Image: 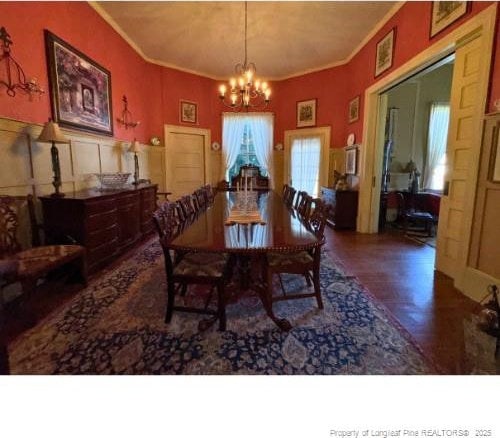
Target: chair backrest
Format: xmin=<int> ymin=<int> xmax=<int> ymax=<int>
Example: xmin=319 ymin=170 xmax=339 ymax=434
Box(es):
xmin=0 ymin=196 xmax=21 ymax=258
xmin=285 ymin=187 xmax=297 ymax=207
xmin=282 ymin=184 xmax=289 ymax=197
xmin=194 ymin=188 xmax=206 ymax=211
xmin=297 ymin=194 xmax=313 ymax=220
xmin=203 ymin=184 xmax=214 ymax=204
xmin=308 ymin=199 xmax=327 ymax=238
xmin=152 ymin=201 xmax=177 ymax=242
xmin=179 ymin=195 xmax=195 ymax=218
xmin=294 ymin=191 xmax=305 ymax=210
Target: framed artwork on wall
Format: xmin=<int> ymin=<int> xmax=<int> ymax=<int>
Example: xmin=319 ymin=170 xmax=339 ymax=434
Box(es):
xmin=180 ymin=100 xmax=197 ymax=124
xmin=345 ymin=145 xmax=358 ymax=175
xmin=44 ymin=30 xmax=113 ymax=136
xmin=491 ymin=127 xmax=500 ymax=182
xmin=375 ymin=28 xmax=395 ymax=77
xmin=348 ymin=96 xmax=360 ymax=123
xmin=430 ymin=1 xmax=469 ymax=38
xmin=297 ymin=99 xmax=317 ymax=128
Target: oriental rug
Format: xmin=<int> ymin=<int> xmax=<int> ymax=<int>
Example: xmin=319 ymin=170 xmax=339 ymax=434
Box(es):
xmin=8 ymin=238 xmax=435 ymax=374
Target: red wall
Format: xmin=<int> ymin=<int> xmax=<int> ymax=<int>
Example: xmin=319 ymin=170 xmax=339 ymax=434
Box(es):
xmin=274 ymin=1 xmax=499 ymax=149
xmin=0 ymin=1 xmax=498 ymax=150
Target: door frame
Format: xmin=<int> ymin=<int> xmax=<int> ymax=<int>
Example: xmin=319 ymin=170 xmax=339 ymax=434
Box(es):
xmin=283 ymin=126 xmax=331 ymax=194
xmin=358 ymin=4 xmax=496 ymax=300
xmin=359 ymin=4 xmax=496 ymax=234
xmin=163 ymin=124 xmax=211 ymax=195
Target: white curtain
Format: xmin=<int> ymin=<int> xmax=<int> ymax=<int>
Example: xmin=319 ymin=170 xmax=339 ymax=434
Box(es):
xmin=221 ymin=113 xmax=246 ymax=181
xmin=291 ymin=137 xmax=321 ymax=196
xmin=246 ymin=113 xmax=274 ymax=188
xmin=423 ymin=103 xmax=450 ymax=190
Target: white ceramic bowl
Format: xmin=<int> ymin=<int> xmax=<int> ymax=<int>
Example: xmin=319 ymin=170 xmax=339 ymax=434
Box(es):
xmin=95 ymin=173 xmax=131 ymax=189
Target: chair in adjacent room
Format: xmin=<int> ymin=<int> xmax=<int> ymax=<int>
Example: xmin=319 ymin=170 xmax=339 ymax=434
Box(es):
xmin=153 ymin=203 xmax=233 ymax=331
xmin=395 ymin=192 xmax=435 ymax=236
xmin=0 ymin=195 xmax=87 ymax=319
xmin=264 ymin=199 xmax=327 ymax=314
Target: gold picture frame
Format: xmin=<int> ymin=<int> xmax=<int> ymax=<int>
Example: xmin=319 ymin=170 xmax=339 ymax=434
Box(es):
xmin=348 ymin=96 xmax=360 ymax=123
xmin=375 ymin=28 xmax=395 ymax=77
xmin=297 ymin=99 xmax=317 ymax=128
xmin=430 ymin=1 xmax=469 ymax=38
xmin=180 ymin=100 xmax=197 ymax=124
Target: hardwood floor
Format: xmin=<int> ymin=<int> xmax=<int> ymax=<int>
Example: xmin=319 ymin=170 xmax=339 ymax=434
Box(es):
xmin=325 ymin=226 xmax=482 ymax=374
xmin=0 ymin=228 xmax=487 ymax=374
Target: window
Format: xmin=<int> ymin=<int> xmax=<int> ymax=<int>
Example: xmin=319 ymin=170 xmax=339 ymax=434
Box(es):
xmin=291 ymin=137 xmax=321 ymax=197
xmin=424 ymin=103 xmax=450 ymax=191
xmin=228 ymin=125 xmax=264 ymax=181
xmin=222 ymin=113 xmax=273 ymax=185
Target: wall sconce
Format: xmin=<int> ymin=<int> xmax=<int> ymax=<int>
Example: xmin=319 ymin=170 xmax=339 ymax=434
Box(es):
xmin=129 ymin=139 xmax=140 ymax=185
xmin=0 ymin=27 xmax=44 ymax=98
xmin=116 ymin=95 xmax=140 ymax=129
xmin=37 ymin=119 xmax=69 ymax=197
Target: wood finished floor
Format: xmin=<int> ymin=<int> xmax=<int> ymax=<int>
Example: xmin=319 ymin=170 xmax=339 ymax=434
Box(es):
xmin=2 ymin=228 xmax=483 ymax=374
xmin=324 ymin=226 xmax=481 ymax=374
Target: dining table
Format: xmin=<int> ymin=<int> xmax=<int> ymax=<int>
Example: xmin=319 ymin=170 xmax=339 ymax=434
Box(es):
xmin=168 ymin=190 xmax=322 ymax=330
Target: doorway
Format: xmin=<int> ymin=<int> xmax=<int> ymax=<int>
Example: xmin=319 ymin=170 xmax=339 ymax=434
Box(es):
xmin=284 ymin=126 xmax=330 ymax=197
xmin=378 ymin=57 xmax=455 ymax=249
xmin=164 ymin=125 xmax=211 ymax=200
xmin=358 ymin=5 xmax=496 ymax=297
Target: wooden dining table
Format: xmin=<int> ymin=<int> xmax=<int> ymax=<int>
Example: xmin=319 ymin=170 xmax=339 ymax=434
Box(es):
xmin=168 ymin=190 xmax=322 ymax=330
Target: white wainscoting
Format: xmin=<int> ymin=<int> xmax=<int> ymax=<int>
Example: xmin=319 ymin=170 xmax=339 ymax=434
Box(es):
xmin=0 ymin=117 xmax=166 ymax=197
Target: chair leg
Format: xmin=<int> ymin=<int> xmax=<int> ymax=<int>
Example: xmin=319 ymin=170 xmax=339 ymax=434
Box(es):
xmin=165 ymin=281 xmax=176 ymax=324
xmin=313 ymin=268 xmax=324 ymax=309
xmin=217 ymin=283 xmax=226 ymax=331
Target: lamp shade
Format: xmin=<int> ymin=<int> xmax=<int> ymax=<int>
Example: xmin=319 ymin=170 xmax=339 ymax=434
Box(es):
xmin=37 ymin=119 xmax=69 ymax=144
xmin=129 ymin=139 xmax=141 ymax=153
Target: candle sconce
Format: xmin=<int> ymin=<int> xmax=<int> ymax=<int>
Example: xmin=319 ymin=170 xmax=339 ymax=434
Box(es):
xmin=0 ymin=26 xmax=44 ymax=98
xmin=116 ymin=95 xmax=140 ymax=129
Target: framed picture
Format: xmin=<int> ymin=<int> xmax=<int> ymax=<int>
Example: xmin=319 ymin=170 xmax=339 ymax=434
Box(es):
xmin=430 ymin=1 xmax=469 ymax=38
xmin=180 ymin=100 xmax=197 ymax=124
xmin=44 ymin=30 xmax=113 ymax=136
xmin=345 ymin=145 xmax=358 ymax=175
xmin=297 ymin=99 xmax=317 ymax=128
xmin=348 ymin=96 xmax=360 ymax=123
xmin=375 ymin=28 xmax=395 ymax=77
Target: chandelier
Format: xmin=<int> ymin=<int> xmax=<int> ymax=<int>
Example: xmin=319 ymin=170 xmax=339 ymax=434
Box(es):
xmin=0 ymin=27 xmax=44 ymax=98
xmin=218 ymin=2 xmax=271 ymax=110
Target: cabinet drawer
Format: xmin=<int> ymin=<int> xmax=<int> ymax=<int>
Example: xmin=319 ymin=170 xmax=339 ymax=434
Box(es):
xmin=86 ymin=223 xmax=118 ymax=248
xmin=86 ymin=198 xmax=117 ymax=214
xmin=87 ymin=238 xmax=119 ymax=267
xmin=86 ymin=209 xmax=118 ymax=231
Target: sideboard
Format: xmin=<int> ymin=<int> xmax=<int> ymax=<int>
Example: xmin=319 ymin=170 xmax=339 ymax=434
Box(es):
xmin=320 ymin=186 xmax=358 ymax=230
xmin=40 ymin=184 xmax=157 ymax=273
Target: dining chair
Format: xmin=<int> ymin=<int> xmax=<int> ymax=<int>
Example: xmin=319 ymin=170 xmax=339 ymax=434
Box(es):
xmin=297 ymin=194 xmax=313 ymax=220
xmin=396 ymin=192 xmax=435 ymax=236
xmin=194 ymin=188 xmax=207 ymax=212
xmin=153 ymin=204 xmax=233 ymax=331
xmin=0 ymin=195 xmax=87 ymax=318
xmin=264 ymin=199 xmax=327 ymax=312
xmin=284 ymin=186 xmax=297 ymax=207
xmin=203 ymin=184 xmax=215 ymax=205
xmin=294 ymin=190 xmax=306 ymax=210
xmin=179 ymin=194 xmax=196 ymax=221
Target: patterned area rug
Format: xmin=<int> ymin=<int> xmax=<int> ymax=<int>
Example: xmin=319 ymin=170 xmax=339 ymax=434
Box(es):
xmin=8 ymin=238 xmax=435 ymax=374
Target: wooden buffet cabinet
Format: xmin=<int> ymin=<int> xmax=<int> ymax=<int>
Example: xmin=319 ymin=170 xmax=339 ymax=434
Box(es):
xmin=40 ymin=184 xmax=157 ymax=273
xmin=320 ymin=186 xmax=359 ymax=230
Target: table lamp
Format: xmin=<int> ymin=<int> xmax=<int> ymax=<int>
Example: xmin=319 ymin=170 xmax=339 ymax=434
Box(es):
xmin=37 ymin=119 xmax=69 ymax=197
xmin=129 ymin=139 xmax=140 ymax=185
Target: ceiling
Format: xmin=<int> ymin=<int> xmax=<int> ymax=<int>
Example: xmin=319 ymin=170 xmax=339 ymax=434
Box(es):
xmin=95 ymin=1 xmax=398 ymax=80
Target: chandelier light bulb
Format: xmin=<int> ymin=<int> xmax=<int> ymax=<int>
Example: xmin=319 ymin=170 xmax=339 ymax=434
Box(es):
xmin=217 ymin=1 xmax=271 ymax=111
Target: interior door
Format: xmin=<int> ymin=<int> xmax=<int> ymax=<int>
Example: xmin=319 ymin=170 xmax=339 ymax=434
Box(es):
xmin=436 ymin=33 xmax=488 ymax=280
xmin=164 ymin=125 xmax=210 ymax=200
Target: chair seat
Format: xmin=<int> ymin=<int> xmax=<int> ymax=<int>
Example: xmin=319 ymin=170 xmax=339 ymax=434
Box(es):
xmin=13 ymin=245 xmax=85 ymax=278
xmin=174 ymin=252 xmax=228 ymax=277
xmin=268 ymin=251 xmax=313 ymax=267
xmin=406 ymin=211 xmax=434 ymax=220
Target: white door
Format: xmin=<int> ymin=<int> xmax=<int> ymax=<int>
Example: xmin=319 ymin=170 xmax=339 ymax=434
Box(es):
xmin=436 ymin=33 xmax=490 ymax=280
xmin=164 ymin=125 xmax=210 ymax=200
xmin=284 ymin=127 xmax=330 ymax=197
